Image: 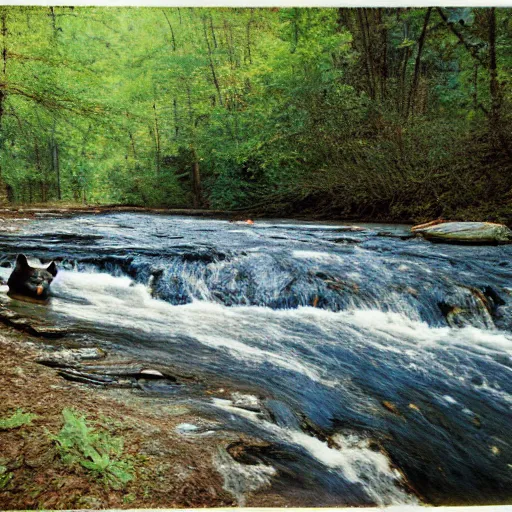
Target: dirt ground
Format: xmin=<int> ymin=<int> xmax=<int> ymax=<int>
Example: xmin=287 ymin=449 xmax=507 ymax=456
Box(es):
xmin=0 ymin=325 xmax=287 ymax=510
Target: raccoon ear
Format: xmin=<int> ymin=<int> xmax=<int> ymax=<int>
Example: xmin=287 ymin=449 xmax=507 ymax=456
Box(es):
xmin=47 ymin=261 xmax=58 ymax=277
xmin=15 ymin=254 xmax=29 ymax=271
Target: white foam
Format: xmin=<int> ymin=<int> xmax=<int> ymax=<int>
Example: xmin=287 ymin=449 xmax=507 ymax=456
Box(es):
xmin=211 ymin=397 xmax=415 ymax=506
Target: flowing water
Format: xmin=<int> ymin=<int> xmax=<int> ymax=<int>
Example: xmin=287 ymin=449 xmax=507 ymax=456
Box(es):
xmin=0 ymin=213 xmax=511 ymax=506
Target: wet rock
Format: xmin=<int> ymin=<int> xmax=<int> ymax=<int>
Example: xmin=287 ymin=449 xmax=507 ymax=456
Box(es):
xmin=36 ymin=347 xmax=106 ymax=368
xmin=227 ymin=440 xmax=288 ymax=465
xmin=231 ymin=393 xmax=261 ymax=413
xmin=137 ymin=379 xmax=180 ymax=394
xmin=331 ymin=237 xmax=361 ymax=244
xmin=140 ymin=368 xmax=165 ymax=378
xmin=334 ymin=226 xmax=368 ymax=233
xmin=28 ymin=325 xmax=69 ymax=339
xmin=0 ymin=308 xmax=68 ymax=338
xmin=264 ymin=399 xmax=301 ymax=430
xmin=377 ymin=231 xmax=415 ymax=240
xmin=57 ymin=368 xmax=120 ymax=386
xmin=176 ymin=422 xmax=217 ymax=436
xmin=470 ymin=375 xmax=484 ymax=386
xmin=413 ymin=221 xmax=512 ymax=245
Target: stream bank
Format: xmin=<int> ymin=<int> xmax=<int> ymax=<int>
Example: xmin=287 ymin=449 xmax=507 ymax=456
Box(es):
xmin=0 ymin=323 xmax=287 ymax=510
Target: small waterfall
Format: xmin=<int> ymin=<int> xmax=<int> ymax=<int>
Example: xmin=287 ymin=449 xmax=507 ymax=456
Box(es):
xmin=0 ymin=214 xmax=511 ymax=505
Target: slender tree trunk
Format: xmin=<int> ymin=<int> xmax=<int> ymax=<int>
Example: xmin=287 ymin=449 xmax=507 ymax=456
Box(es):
xmin=377 ymin=9 xmax=388 ymax=100
xmin=129 ymin=132 xmax=137 ymax=158
xmin=191 ymin=147 xmax=202 ymax=208
xmin=0 ymin=10 xmax=7 ymax=132
xmin=202 ymin=17 xmax=223 ymax=106
xmin=173 ymin=97 xmax=179 ymax=138
xmin=0 ymin=10 xmax=6 ymax=202
xmin=35 ymin=139 xmax=44 ymax=203
xmin=54 ymin=142 xmax=61 ymax=200
xmin=406 ymin=7 xmax=431 ymax=118
xmin=246 ymin=9 xmax=253 ymax=64
xmin=209 ymin=14 xmax=217 ymax=49
xmin=473 ymin=62 xmax=478 ymax=111
xmin=356 ymin=9 xmax=375 ymax=100
xmin=162 ymin=11 xmax=176 ymax=51
xmin=399 ymin=46 xmax=410 ymax=115
xmin=363 ymin=9 xmax=378 ymax=100
xmin=186 ymin=82 xmax=193 ymax=124
xmin=223 ymin=18 xmax=235 ymax=69
xmin=153 ymin=102 xmax=161 ymax=175
xmin=487 ymin=8 xmax=510 ymax=156
xmin=51 ymin=121 xmax=61 ymax=200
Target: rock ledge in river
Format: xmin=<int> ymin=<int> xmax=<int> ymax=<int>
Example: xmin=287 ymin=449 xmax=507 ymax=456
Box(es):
xmin=412 ymin=221 xmax=512 ymax=244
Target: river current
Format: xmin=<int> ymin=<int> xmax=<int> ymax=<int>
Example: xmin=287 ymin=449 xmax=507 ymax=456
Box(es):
xmin=0 ymin=213 xmax=511 ymax=506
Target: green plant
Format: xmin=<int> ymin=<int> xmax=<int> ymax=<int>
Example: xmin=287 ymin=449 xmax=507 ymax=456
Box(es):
xmin=50 ymin=408 xmax=134 ymax=489
xmin=0 ymin=465 xmax=13 ymax=489
xmin=0 ymin=409 xmax=37 ymax=430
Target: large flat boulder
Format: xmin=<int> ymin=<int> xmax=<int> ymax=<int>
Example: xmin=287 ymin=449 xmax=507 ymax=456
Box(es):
xmin=412 ymin=221 xmax=512 ymax=244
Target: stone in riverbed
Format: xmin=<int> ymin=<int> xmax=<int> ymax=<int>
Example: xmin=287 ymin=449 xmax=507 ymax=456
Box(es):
xmin=36 ymin=347 xmax=106 ymax=368
xmin=412 ymin=221 xmax=512 ymax=244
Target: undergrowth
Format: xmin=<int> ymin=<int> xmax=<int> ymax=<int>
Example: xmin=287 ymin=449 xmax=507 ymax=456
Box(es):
xmin=0 ymin=409 xmax=37 ymax=430
xmin=49 ymin=408 xmax=134 ymax=489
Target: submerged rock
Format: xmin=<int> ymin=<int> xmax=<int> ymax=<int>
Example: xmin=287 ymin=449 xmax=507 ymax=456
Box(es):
xmin=412 ymin=221 xmax=512 ymax=244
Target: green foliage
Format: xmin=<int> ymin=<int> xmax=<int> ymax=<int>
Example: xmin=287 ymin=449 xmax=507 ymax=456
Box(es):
xmin=0 ymin=465 xmax=14 ymax=489
xmin=0 ymin=409 xmax=37 ymax=430
xmin=50 ymin=408 xmax=134 ymax=489
xmin=0 ymin=7 xmax=510 ymax=220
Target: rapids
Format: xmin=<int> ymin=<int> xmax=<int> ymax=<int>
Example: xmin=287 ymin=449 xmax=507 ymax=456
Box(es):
xmin=0 ymin=213 xmax=511 ymax=506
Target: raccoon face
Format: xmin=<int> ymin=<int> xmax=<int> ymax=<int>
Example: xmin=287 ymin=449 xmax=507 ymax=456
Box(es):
xmin=7 ymin=254 xmax=58 ymax=301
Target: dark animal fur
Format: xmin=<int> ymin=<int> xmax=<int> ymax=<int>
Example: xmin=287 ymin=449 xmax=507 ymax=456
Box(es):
xmin=7 ymin=254 xmax=58 ymax=301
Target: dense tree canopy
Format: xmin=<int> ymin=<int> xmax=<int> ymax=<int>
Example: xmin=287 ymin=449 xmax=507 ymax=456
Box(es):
xmin=0 ymin=7 xmax=510 ymax=221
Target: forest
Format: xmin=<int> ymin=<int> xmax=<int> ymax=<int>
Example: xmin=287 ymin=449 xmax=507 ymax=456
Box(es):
xmin=0 ymin=7 xmax=510 ymax=222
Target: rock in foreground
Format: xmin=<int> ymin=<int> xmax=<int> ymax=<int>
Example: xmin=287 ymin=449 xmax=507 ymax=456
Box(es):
xmin=412 ymin=221 xmax=512 ymax=244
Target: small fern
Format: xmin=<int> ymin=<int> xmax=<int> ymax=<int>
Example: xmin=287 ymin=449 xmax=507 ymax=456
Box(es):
xmin=50 ymin=408 xmax=134 ymax=489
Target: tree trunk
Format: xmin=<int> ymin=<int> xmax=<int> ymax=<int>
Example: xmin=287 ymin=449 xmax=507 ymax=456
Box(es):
xmin=54 ymin=141 xmax=61 ymax=200
xmin=51 ymin=121 xmax=61 ymax=200
xmin=246 ymin=9 xmax=253 ymax=64
xmin=356 ymin=9 xmax=375 ymax=100
xmin=0 ymin=10 xmax=7 ymax=132
xmin=473 ymin=62 xmax=478 ymax=111
xmin=209 ymin=14 xmax=217 ymax=49
xmin=488 ymin=8 xmax=510 ymax=156
xmin=153 ymin=102 xmax=161 ymax=175
xmin=173 ymin=97 xmax=179 ymax=138
xmin=162 ymin=11 xmax=176 ymax=51
xmin=406 ymin=7 xmax=431 ymax=118
xmin=191 ymin=147 xmax=202 ymax=208
xmin=202 ymin=17 xmax=223 ymax=106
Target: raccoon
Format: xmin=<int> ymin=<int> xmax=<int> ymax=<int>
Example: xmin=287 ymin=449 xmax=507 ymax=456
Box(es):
xmin=7 ymin=254 xmax=58 ymax=301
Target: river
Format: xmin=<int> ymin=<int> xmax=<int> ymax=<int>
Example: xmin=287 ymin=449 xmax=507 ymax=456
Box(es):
xmin=0 ymin=213 xmax=511 ymax=506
